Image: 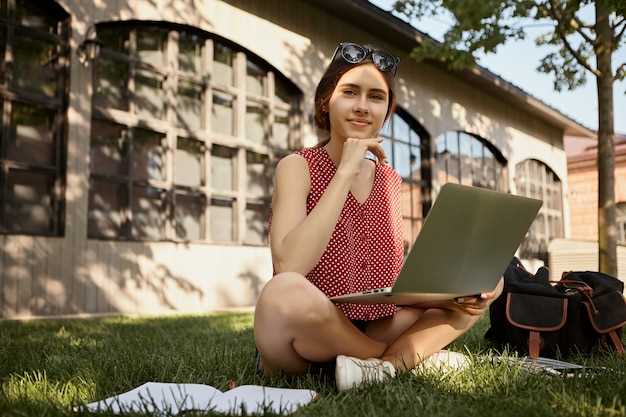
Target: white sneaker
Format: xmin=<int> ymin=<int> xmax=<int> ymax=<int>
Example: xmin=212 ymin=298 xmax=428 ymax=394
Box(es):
xmin=418 ymin=350 xmax=471 ymax=372
xmin=335 ymin=355 xmax=396 ymax=391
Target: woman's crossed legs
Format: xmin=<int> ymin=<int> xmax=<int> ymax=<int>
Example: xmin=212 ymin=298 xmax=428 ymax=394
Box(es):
xmin=253 ymin=271 xmax=484 ymax=376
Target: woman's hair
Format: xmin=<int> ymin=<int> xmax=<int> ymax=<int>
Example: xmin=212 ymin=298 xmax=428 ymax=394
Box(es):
xmin=312 ymin=43 xmax=398 ymax=148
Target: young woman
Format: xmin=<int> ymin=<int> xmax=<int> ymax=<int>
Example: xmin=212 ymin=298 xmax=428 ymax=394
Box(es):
xmin=254 ymin=42 xmax=503 ymax=391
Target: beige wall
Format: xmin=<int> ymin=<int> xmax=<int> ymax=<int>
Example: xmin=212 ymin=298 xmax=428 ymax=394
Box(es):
xmin=1 ymin=237 xmax=270 ymax=317
xmin=549 ymin=239 xmax=626 ymax=282
xmin=1 ymin=0 xmax=570 ymax=319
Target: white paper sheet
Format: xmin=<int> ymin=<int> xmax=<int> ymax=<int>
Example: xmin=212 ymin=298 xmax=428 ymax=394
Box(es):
xmin=80 ymin=382 xmax=317 ymax=415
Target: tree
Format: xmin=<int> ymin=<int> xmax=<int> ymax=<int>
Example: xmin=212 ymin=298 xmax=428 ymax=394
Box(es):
xmin=393 ymin=0 xmax=625 ymax=275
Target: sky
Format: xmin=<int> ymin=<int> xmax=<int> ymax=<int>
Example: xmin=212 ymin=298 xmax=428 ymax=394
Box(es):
xmin=368 ymin=0 xmax=626 ymax=134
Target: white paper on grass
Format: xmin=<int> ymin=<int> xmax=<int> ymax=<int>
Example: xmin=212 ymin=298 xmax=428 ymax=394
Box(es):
xmin=81 ymin=382 xmax=317 ymax=415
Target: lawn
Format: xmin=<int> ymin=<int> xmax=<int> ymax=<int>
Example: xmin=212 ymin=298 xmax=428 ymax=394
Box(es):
xmin=1 ymin=312 xmax=625 ymax=417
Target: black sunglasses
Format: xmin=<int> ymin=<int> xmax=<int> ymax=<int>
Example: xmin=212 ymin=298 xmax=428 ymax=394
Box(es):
xmin=330 ymin=42 xmax=400 ymax=77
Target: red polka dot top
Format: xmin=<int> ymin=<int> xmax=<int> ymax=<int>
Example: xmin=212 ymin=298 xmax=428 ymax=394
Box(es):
xmin=271 ymin=146 xmax=405 ymax=321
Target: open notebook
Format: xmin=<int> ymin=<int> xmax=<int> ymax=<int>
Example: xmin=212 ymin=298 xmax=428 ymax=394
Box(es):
xmin=78 ymin=382 xmax=318 ymax=415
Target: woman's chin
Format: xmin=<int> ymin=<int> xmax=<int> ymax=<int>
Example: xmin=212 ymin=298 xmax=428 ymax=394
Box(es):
xmin=346 ymin=128 xmax=373 ymax=139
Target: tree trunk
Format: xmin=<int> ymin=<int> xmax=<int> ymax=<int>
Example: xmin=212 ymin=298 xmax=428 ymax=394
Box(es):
xmin=595 ymin=1 xmax=617 ymax=276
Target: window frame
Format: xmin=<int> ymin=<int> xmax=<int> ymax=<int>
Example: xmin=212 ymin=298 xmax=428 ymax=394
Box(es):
xmin=515 ymin=159 xmax=564 ymax=259
xmin=0 ymin=0 xmax=69 ymax=236
xmin=88 ymin=22 xmax=302 ymax=245
xmin=380 ymin=109 xmax=430 ymax=255
xmin=434 ymin=131 xmax=508 ymax=193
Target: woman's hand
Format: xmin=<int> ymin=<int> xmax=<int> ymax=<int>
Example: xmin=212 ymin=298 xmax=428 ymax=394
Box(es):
xmin=337 ymin=137 xmax=387 ymax=178
xmin=447 ymin=278 xmax=505 ymax=316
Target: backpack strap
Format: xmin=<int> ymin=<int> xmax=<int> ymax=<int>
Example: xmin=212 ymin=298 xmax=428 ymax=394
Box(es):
xmin=608 ymin=331 xmax=625 ymax=355
xmin=528 ymin=331 xmax=541 ymax=358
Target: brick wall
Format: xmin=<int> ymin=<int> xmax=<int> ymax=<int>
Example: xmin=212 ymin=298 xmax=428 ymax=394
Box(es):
xmin=567 ymin=141 xmax=626 ymax=241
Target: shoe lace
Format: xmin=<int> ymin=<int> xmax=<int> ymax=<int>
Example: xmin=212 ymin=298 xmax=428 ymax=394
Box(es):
xmin=354 ymin=359 xmax=389 ymax=382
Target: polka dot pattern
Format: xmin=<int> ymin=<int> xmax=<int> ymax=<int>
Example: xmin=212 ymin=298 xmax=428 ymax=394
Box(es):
xmin=270 ymin=146 xmax=405 ymax=321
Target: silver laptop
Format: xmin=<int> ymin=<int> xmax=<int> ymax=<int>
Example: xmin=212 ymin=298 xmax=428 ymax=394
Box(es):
xmin=330 ymin=183 xmax=542 ymax=306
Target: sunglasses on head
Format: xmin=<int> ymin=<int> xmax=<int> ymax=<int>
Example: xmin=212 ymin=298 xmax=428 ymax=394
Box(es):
xmin=330 ymin=42 xmax=400 ymax=77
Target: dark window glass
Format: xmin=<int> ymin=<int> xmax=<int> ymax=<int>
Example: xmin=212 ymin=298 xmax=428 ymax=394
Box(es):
xmin=484 ymin=151 xmax=496 ymax=189
xmin=0 ymin=30 xmax=5 ymax=84
xmin=213 ymin=42 xmax=233 ymax=86
xmin=15 ymin=0 xmax=59 ymax=33
xmin=134 ymin=71 xmax=164 ymax=120
xmin=247 ymin=151 xmax=269 ymax=198
xmin=178 ymin=80 xmax=203 ymax=131
xmin=459 ymin=133 xmax=473 ymax=186
xmin=212 ymin=92 xmax=234 ymax=136
xmin=132 ymin=185 xmax=167 ymax=240
xmin=175 ymin=137 xmax=205 ymax=187
xmin=211 ymin=197 xmax=233 ymax=242
xmin=94 ymin=57 xmax=130 ymax=111
xmin=6 ymin=170 xmax=54 ymax=233
xmin=470 ymin=138 xmax=484 ymax=187
xmin=175 ymin=192 xmax=205 ymax=240
xmin=0 ymin=1 xmax=68 ymax=236
xmin=410 ymin=145 xmax=420 ymax=181
xmin=98 ymin=27 xmax=129 ymax=54
xmin=246 ymin=104 xmax=266 ymax=144
xmin=272 ymin=109 xmax=289 ymax=149
xmin=88 ymin=179 xmax=128 ymax=238
xmin=131 ymin=129 xmax=166 ymax=182
xmin=13 ymin=35 xmax=58 ymax=97
xmin=7 ymin=102 xmax=56 ymax=166
xmin=274 ymin=78 xmax=292 ymax=107
xmin=516 ymin=159 xmax=563 ymax=260
xmin=245 ymin=202 xmax=268 ymax=245
xmin=179 ymin=32 xmax=203 ymax=75
xmin=211 ymin=145 xmax=235 ymax=191
xmin=246 ymin=60 xmax=265 ymax=96
xmin=136 ymin=28 xmax=166 ymax=68
xmin=90 ymin=121 xmax=128 ymax=177
xmin=445 ymin=132 xmax=460 ymax=184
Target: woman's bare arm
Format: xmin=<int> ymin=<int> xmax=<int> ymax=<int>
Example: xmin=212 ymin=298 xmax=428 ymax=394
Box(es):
xmin=270 ymin=153 xmax=352 ymax=275
xmin=271 ymin=138 xmax=386 ymax=275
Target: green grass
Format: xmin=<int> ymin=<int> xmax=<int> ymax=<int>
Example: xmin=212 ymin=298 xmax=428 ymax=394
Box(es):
xmin=1 ymin=313 xmax=625 ymax=416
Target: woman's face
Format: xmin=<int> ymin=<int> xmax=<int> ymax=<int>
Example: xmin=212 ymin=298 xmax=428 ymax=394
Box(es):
xmin=328 ymin=63 xmax=390 ymax=140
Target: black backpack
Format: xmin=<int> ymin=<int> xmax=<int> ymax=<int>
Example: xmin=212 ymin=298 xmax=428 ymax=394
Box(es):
xmin=485 ymin=257 xmax=626 ymax=358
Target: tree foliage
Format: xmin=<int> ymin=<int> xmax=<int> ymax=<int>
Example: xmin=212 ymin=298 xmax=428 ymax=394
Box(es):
xmin=392 ymin=0 xmax=625 ymax=91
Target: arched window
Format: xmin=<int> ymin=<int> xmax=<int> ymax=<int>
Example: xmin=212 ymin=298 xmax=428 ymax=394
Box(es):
xmin=434 ymin=131 xmax=508 ymax=192
xmin=0 ymin=0 xmax=69 ymax=235
xmin=380 ymin=110 xmax=429 ymax=254
xmin=87 ymin=23 xmax=302 ymax=245
xmin=515 ymin=159 xmax=564 ymax=260
xmin=617 ymin=202 xmax=626 ymax=245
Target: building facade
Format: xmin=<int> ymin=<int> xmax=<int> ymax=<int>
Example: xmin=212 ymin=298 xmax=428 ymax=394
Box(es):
xmin=566 ymin=135 xmax=626 ymax=243
xmin=0 ymin=0 xmax=594 ymax=319
xmin=548 ymin=135 xmax=626 ymax=278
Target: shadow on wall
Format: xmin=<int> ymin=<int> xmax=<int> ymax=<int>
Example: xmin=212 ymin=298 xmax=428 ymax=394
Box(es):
xmin=64 ymin=0 xmax=214 ymax=35
xmin=214 ymin=267 xmax=266 ymax=309
xmin=1 ymin=236 xmax=208 ymax=318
